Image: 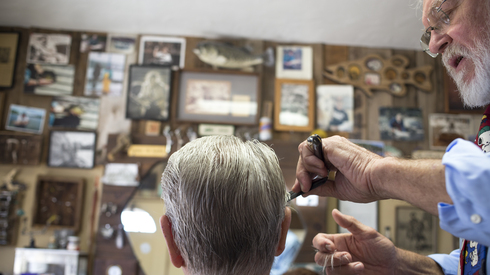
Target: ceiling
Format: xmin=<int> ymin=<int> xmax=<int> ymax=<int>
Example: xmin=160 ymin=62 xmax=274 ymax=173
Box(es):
xmin=0 ymin=0 xmax=425 ymax=50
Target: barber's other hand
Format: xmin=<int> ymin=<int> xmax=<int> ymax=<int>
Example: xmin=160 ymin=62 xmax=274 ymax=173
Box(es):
xmin=294 ymin=135 xmax=384 ymax=203
xmin=313 ymin=209 xmax=396 ymax=275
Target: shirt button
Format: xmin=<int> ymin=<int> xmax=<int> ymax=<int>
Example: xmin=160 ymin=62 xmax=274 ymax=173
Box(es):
xmin=471 ymin=214 xmax=482 ymax=224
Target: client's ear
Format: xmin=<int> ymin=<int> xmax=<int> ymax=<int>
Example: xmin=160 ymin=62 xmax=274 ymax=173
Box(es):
xmin=160 ymin=215 xmax=185 ymax=268
xmin=275 ymin=207 xmax=292 ymax=256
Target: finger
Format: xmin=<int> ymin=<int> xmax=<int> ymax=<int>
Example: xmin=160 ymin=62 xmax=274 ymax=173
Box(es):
xmin=312 ymin=233 xmax=337 ymax=253
xmin=315 ymin=251 xmax=352 ymax=267
xmin=322 ymin=262 xmax=365 ymax=275
xmin=295 ymin=154 xmax=312 ymax=193
xmin=332 ymin=209 xmax=371 ymax=236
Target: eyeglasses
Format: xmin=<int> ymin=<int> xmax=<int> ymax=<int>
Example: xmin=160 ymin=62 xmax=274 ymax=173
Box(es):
xmin=420 ymin=0 xmax=450 ymax=58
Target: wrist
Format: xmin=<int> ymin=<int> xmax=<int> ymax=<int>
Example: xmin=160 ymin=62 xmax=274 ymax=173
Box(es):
xmin=370 ymin=156 xmax=400 ymax=200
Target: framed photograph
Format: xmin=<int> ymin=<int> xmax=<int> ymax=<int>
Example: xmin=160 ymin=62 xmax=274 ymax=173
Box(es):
xmin=338 ymin=201 xmax=378 ymax=233
xmin=107 ymin=33 xmax=137 ymax=54
xmin=50 ymin=96 xmax=101 ymax=130
xmin=26 ymin=33 xmax=71 ymax=64
xmin=84 ymin=52 xmax=126 ymax=96
xmin=379 ymin=107 xmax=424 ymax=141
xmin=101 ymin=163 xmax=139 ymax=186
xmin=80 ymin=33 xmax=107 ymax=53
xmin=177 ymin=70 xmax=259 ymax=125
xmin=138 ymin=36 xmax=186 ymax=69
xmin=276 ymin=46 xmax=313 ymax=80
xmin=0 ymin=32 xmax=20 ymax=88
xmin=316 ymin=85 xmax=354 ymax=132
xmin=274 ymin=78 xmax=314 ymax=132
xmin=48 ymin=130 xmax=96 ymax=169
xmin=395 ymin=206 xmax=437 ymax=255
xmin=24 ymin=64 xmax=74 ymax=96
xmin=429 ymin=113 xmax=473 ymax=150
xmin=126 ymin=65 xmax=172 ymax=120
xmin=5 ymin=104 xmax=46 ymax=134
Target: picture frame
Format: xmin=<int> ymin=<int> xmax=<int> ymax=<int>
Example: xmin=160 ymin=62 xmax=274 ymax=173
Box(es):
xmin=316 ymin=85 xmax=354 ymax=132
xmin=429 ymin=113 xmax=473 ymax=150
xmin=107 ymin=33 xmax=137 ymax=54
xmin=24 ymin=64 xmax=75 ymax=96
xmin=276 ymin=46 xmax=313 ymax=80
xmin=126 ymin=65 xmax=172 ymax=121
xmin=176 ymin=69 xmax=260 ymax=125
xmin=32 ymin=176 xmax=84 ymax=233
xmin=378 ymin=107 xmax=424 ymax=141
xmin=5 ymin=104 xmax=46 ymax=134
xmin=80 ymin=33 xmax=107 ymax=53
xmin=48 ymin=130 xmax=97 ymax=169
xmin=0 ymin=32 xmax=20 ymax=89
xmin=0 ymin=134 xmax=43 ymax=165
xmin=50 ymin=96 xmax=101 ymax=130
xmin=395 ymin=206 xmax=437 ymax=255
xmin=274 ymin=78 xmax=315 ymax=132
xmin=138 ymin=36 xmax=186 ymax=69
xmin=338 ymin=200 xmax=378 ymax=233
xmin=84 ymin=52 xmax=126 ymax=97
xmin=26 ymin=33 xmax=71 ymax=65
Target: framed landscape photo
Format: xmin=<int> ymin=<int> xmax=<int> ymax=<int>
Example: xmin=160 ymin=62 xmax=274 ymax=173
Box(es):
xmin=177 ymin=69 xmax=259 ymax=125
xmin=126 ymin=65 xmax=172 ymax=121
xmin=138 ymin=36 xmax=186 ymax=69
xmin=0 ymin=32 xmax=20 ymax=88
xmin=26 ymin=33 xmax=71 ymax=65
xmin=276 ymin=46 xmax=313 ymax=80
xmin=24 ymin=64 xmax=74 ymax=96
xmin=395 ymin=206 xmax=437 ymax=255
xmin=274 ymin=78 xmax=314 ymax=132
xmin=50 ymin=96 xmax=101 ymax=130
xmin=48 ymin=130 xmax=96 ymax=169
xmin=5 ymin=104 xmax=46 ymax=134
xmin=84 ymin=52 xmax=126 ymax=96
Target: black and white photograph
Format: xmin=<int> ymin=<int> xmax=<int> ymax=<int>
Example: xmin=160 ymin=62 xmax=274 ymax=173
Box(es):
xmin=274 ymin=79 xmax=314 ymax=132
xmin=80 ymin=33 xmax=107 ymax=53
xmin=101 ymin=163 xmax=139 ymax=186
xmin=26 ymin=33 xmax=71 ymax=64
xmin=50 ymin=96 xmax=101 ymax=130
xmin=396 ymin=206 xmax=437 ymax=255
xmin=316 ymin=85 xmax=354 ymax=132
xmin=48 ymin=131 xmax=96 ymax=169
xmin=84 ymin=52 xmax=126 ymax=96
xmin=5 ymin=104 xmax=46 ymax=134
xmin=379 ymin=107 xmax=424 ymax=141
xmin=429 ymin=113 xmax=473 ymax=150
xmin=107 ymin=33 xmax=137 ymax=54
xmin=24 ymin=63 xmax=74 ymax=96
xmin=126 ymin=65 xmax=172 ymax=120
xmin=138 ymin=36 xmax=186 ymax=68
xmin=276 ymin=46 xmax=313 ymax=80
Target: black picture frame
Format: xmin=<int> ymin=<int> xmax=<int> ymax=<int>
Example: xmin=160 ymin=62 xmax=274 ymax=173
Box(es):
xmin=47 ymin=130 xmax=97 ymax=169
xmin=126 ymin=65 xmax=173 ymax=121
xmin=0 ymin=32 xmax=20 ymax=89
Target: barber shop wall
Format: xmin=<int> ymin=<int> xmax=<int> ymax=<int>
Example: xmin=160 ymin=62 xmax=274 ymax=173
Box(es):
xmin=0 ymin=24 xmax=479 ymax=275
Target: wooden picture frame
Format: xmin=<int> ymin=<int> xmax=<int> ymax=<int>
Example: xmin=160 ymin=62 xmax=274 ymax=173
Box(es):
xmin=395 ymin=206 xmax=437 ymax=255
xmin=32 ymin=176 xmax=85 ymax=233
xmin=274 ymin=78 xmax=315 ymax=132
xmin=0 ymin=32 xmax=20 ymax=89
xmin=176 ymin=69 xmax=260 ymax=125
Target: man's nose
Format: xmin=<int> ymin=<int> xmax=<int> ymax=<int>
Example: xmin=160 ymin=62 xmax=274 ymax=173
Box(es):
xmin=428 ymin=31 xmax=452 ymax=55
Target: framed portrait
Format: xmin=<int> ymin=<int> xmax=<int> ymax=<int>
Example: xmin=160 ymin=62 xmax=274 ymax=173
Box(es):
xmin=276 ymin=46 xmax=313 ymax=80
xmin=379 ymin=107 xmax=424 ymax=141
xmin=138 ymin=36 xmax=186 ymax=69
xmin=177 ymin=69 xmax=259 ymax=125
xmin=48 ymin=130 xmax=96 ymax=169
xmin=5 ymin=104 xmax=46 ymax=134
xmin=126 ymin=65 xmax=172 ymax=121
xmin=26 ymin=33 xmax=71 ymax=65
xmin=274 ymin=78 xmax=315 ymax=132
xmin=338 ymin=200 xmax=378 ymax=233
xmin=24 ymin=64 xmax=74 ymax=96
xmin=50 ymin=96 xmax=101 ymax=130
xmin=316 ymin=85 xmax=354 ymax=132
xmin=429 ymin=113 xmax=473 ymax=150
xmin=80 ymin=33 xmax=107 ymax=53
xmin=84 ymin=52 xmax=126 ymax=97
xmin=107 ymin=33 xmax=137 ymax=54
xmin=0 ymin=32 xmax=20 ymax=88
xmin=395 ymin=206 xmax=437 ymax=255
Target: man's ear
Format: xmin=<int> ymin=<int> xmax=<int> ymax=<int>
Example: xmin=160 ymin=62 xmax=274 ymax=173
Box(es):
xmin=160 ymin=215 xmax=185 ymax=268
xmin=275 ymin=207 xmax=292 ymax=256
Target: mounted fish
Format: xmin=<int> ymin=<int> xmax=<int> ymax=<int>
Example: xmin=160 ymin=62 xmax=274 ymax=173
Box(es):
xmin=323 ymin=54 xmax=433 ymax=97
xmin=193 ymin=41 xmax=274 ymax=70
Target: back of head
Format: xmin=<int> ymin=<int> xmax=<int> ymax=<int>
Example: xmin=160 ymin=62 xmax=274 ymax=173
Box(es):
xmin=161 ymin=135 xmax=287 ymax=275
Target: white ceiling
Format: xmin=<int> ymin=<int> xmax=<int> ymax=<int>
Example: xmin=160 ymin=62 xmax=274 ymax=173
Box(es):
xmin=0 ymin=0 xmax=425 ymax=50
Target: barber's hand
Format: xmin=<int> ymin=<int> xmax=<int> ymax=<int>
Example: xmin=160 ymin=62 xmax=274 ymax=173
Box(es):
xmin=293 ymin=136 xmax=384 ymax=203
xmin=313 ymin=209 xmax=396 ymax=274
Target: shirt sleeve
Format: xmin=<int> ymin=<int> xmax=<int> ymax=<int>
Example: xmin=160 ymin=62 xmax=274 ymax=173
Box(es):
xmin=439 ymin=138 xmax=490 ymax=247
xmin=428 ymin=249 xmax=460 ymax=275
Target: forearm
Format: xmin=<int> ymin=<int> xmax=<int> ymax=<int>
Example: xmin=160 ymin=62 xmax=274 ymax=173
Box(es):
xmin=395 ymin=248 xmax=445 ymax=274
xmin=373 ymin=157 xmax=451 ymax=215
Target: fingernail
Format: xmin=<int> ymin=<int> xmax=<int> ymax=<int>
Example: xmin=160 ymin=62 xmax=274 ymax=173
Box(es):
xmin=354 ymin=263 xmax=363 ymax=271
xmin=299 ymin=181 xmax=304 ymax=192
xmin=325 ymin=244 xmax=331 ymax=251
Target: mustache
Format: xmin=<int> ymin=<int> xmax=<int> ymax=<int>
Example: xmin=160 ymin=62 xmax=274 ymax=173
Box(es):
xmin=442 ymin=43 xmax=472 ymax=70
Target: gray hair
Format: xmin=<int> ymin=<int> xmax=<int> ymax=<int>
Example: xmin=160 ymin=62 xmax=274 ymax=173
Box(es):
xmin=161 ymin=135 xmax=287 ymax=275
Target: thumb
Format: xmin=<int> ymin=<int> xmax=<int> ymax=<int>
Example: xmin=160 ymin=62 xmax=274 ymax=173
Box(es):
xmin=332 ymin=209 xmax=370 ymax=236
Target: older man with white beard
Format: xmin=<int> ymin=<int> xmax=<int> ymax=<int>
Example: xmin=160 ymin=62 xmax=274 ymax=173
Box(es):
xmin=290 ymin=0 xmax=490 ymax=274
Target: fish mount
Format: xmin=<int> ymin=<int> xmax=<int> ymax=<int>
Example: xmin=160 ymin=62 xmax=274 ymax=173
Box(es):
xmin=323 ymin=54 xmax=433 ymax=97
